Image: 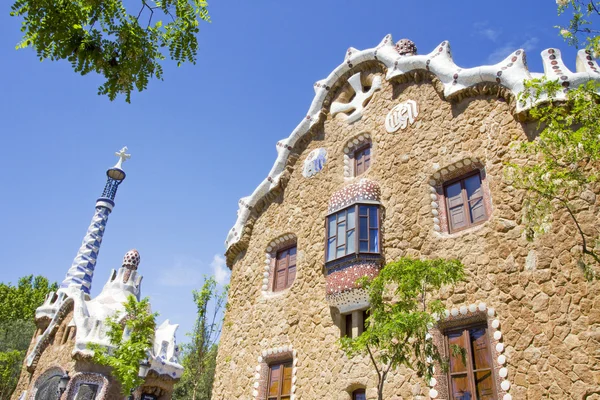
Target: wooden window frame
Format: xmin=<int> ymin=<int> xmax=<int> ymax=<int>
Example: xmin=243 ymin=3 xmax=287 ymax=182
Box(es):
xmin=354 ymin=144 xmax=372 ymax=177
xmin=352 ymin=388 xmax=366 ymax=400
xmin=266 ymin=361 xmax=293 ymax=400
xmin=325 ymin=204 xmax=380 ymax=263
xmin=443 ymin=323 xmax=497 ymax=400
xmin=273 ymin=245 xmax=297 ymax=292
xmin=443 ymin=170 xmax=488 ymax=234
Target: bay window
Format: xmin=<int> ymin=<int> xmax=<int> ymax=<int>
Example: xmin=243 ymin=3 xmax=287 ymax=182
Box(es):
xmin=326 ymin=204 xmax=380 ymax=262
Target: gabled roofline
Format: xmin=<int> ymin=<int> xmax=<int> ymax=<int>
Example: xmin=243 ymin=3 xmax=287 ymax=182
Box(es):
xmin=224 ymin=34 xmax=600 ymax=267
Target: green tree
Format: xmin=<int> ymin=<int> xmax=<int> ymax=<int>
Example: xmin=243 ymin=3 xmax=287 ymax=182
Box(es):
xmin=173 ymin=277 xmax=228 ymax=400
xmin=0 ymin=275 xmax=58 ymax=323
xmin=90 ymin=295 xmax=157 ymax=396
xmin=511 ymin=79 xmax=600 ymax=279
xmin=0 ymin=275 xmax=57 ymax=400
xmin=0 ymin=350 xmax=23 ymax=400
xmin=10 ymin=0 xmax=210 ymax=102
xmin=340 ymin=258 xmax=464 ymax=400
xmin=507 ymin=1 xmax=600 ymax=279
xmin=556 ymin=1 xmax=600 ymax=55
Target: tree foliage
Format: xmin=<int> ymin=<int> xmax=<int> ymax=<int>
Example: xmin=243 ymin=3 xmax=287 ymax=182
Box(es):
xmin=340 ymin=258 xmax=465 ymax=400
xmin=0 ymin=275 xmax=58 ymax=323
xmin=507 ymin=2 xmax=600 ymax=279
xmin=0 ymin=275 xmax=56 ymax=400
xmin=10 ymin=0 xmax=210 ymax=102
xmin=556 ymin=0 xmax=600 ymax=55
xmin=512 ymin=79 xmax=600 ymax=279
xmin=90 ymin=295 xmax=157 ymax=395
xmin=0 ymin=350 xmax=23 ymax=400
xmin=173 ymin=276 xmax=228 ymax=400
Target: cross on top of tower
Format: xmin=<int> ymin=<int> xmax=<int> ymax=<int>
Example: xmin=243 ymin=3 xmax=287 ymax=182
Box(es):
xmin=113 ymin=146 xmax=131 ymax=170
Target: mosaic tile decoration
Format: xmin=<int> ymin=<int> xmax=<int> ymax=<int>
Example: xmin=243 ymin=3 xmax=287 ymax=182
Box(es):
xmin=325 ymin=262 xmax=379 ymax=296
xmin=224 ymin=35 xmax=600 ymax=255
xmin=327 ymin=179 xmax=381 ymax=214
xmin=59 ymin=205 xmax=111 ymax=296
xmin=326 ymin=287 xmax=370 ymax=314
xmin=302 ymin=148 xmax=327 ymax=178
xmin=27 ymin=252 xmax=183 ymax=381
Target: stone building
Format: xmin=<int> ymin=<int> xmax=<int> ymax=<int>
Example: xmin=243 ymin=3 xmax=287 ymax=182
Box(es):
xmin=212 ymin=36 xmax=600 ymax=399
xmin=12 ymin=149 xmax=183 ymax=400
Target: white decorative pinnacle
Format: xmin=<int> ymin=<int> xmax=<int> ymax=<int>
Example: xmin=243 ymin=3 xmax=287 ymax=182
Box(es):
xmin=113 ymin=146 xmax=131 ymax=170
xmin=331 ymin=73 xmax=382 ymax=124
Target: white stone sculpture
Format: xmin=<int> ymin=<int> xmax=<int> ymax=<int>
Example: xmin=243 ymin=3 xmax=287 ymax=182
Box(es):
xmin=331 ymin=73 xmax=382 ymax=124
xmin=385 ymin=100 xmax=419 ymax=132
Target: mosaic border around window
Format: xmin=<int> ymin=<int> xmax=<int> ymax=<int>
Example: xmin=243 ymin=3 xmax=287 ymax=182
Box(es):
xmin=262 ymin=233 xmax=297 ymax=296
xmin=253 ymin=344 xmax=298 ymax=400
xmin=342 ymin=133 xmax=372 ymax=178
xmin=428 ymin=302 xmax=512 ymax=400
xmin=65 ymin=372 xmax=109 ymax=400
xmin=29 ymin=366 xmax=65 ymax=400
xmin=428 ymin=157 xmax=493 ymax=234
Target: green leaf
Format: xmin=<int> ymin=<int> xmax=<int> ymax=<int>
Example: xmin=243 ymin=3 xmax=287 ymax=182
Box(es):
xmin=10 ymin=0 xmax=211 ymax=102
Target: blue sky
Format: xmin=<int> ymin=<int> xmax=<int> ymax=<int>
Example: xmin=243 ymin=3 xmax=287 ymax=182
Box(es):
xmin=0 ymin=1 xmax=579 ymax=340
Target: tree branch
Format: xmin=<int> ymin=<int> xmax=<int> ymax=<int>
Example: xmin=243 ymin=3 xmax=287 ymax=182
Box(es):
xmin=588 ymin=0 xmax=600 ymax=16
xmin=523 ymin=182 xmax=600 ymax=267
xmin=561 ymin=199 xmax=600 ymax=264
xmin=366 ymin=344 xmax=382 ymax=380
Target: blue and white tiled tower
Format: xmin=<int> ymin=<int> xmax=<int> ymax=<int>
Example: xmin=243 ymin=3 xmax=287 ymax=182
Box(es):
xmin=59 ymin=147 xmax=131 ymax=297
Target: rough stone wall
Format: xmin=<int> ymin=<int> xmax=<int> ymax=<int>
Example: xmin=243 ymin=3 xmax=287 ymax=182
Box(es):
xmin=213 ymin=69 xmax=600 ymax=400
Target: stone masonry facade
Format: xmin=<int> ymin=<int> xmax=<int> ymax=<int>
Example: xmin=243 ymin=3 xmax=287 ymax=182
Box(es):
xmin=213 ymin=59 xmax=600 ymax=399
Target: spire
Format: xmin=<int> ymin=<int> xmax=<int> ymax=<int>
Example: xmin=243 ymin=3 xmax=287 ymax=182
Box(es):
xmin=59 ymin=147 xmax=131 ymax=297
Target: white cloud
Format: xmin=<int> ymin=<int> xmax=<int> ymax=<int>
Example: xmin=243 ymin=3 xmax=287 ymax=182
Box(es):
xmin=474 ymin=22 xmax=501 ymax=42
xmin=487 ymin=37 xmax=539 ymax=64
xmin=521 ymin=37 xmax=540 ymax=52
xmin=157 ymin=254 xmax=230 ymax=287
xmin=211 ymin=254 xmax=230 ymax=286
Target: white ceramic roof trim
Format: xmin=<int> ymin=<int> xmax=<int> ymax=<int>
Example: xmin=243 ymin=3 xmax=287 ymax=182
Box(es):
xmin=224 ymin=34 xmax=600 ymax=254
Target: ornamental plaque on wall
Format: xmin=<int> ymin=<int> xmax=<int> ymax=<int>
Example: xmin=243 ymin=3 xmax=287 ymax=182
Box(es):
xmin=385 ymin=99 xmax=419 ymax=133
xmin=303 ymin=148 xmax=327 ymax=178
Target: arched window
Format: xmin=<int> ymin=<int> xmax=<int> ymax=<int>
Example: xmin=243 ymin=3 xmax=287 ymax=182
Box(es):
xmin=429 ymin=158 xmax=492 ymax=235
xmin=354 ymin=144 xmax=371 ymax=176
xmin=273 ymin=245 xmax=297 ymax=292
xmin=443 ymin=171 xmax=489 ymax=233
xmin=263 ymin=234 xmax=298 ymax=294
xmin=33 ymin=368 xmax=64 ymax=400
xmin=343 ymin=133 xmax=373 ymax=178
xmin=352 ymin=388 xmax=366 ymax=400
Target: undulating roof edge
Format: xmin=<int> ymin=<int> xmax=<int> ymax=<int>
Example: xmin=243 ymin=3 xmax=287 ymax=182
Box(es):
xmin=223 ymin=33 xmax=600 ymax=267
